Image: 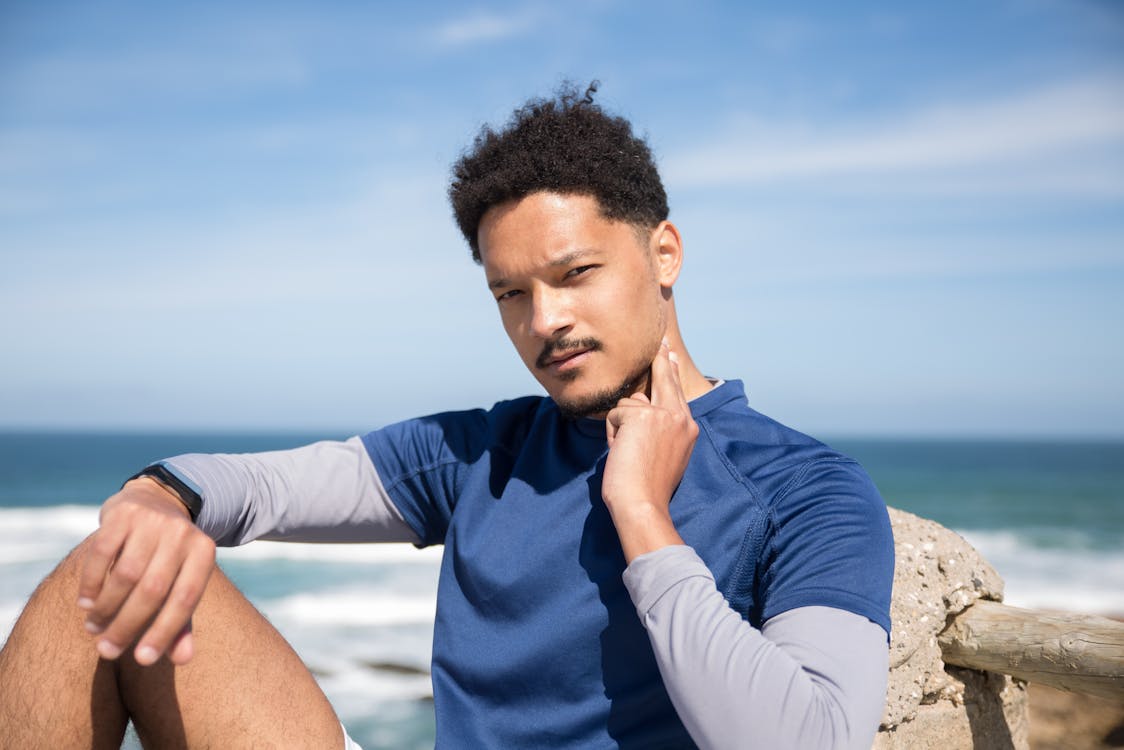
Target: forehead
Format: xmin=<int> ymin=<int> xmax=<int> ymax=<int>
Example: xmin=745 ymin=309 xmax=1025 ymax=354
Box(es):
xmin=478 ymin=192 xmax=642 ymax=277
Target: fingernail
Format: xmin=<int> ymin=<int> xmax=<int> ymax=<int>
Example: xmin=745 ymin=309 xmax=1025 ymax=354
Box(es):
xmin=135 ymin=645 xmax=159 ymax=665
xmin=97 ymin=640 xmax=122 ymax=660
xmin=84 ymin=619 xmax=104 ymax=635
xmin=77 ymin=597 xmax=94 ymax=610
xmin=661 ymin=337 xmax=670 ymax=347
xmin=669 ymin=351 xmax=680 ymax=364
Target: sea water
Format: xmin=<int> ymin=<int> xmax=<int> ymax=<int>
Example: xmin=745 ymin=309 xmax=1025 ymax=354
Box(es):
xmin=1 ymin=431 xmax=1122 ymax=748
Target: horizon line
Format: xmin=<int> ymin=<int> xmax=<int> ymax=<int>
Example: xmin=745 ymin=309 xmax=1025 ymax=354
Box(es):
xmin=1 ymin=426 xmax=1122 ymax=443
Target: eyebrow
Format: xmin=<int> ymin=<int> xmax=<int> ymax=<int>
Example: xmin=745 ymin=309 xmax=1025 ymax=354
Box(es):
xmin=487 ymin=249 xmax=599 ymax=291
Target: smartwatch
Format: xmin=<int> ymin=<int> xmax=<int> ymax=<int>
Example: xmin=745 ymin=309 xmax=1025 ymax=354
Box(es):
xmin=125 ymin=463 xmax=203 ymax=521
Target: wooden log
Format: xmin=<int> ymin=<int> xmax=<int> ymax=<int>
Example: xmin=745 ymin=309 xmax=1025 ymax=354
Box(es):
xmin=938 ymin=599 xmax=1124 ymax=701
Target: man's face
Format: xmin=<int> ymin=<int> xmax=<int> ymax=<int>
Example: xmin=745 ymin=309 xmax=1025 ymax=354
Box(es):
xmin=478 ymin=192 xmax=668 ymax=419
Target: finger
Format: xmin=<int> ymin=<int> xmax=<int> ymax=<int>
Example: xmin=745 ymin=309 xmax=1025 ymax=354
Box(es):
xmin=77 ymin=523 xmax=128 ymax=611
xmin=83 ymin=528 xmax=159 ymax=640
xmin=606 ymin=396 xmax=652 ymax=444
xmin=605 ymin=404 xmax=630 ymax=432
xmin=88 ymin=531 xmax=170 ymax=659
xmin=649 ymin=340 xmax=686 ymax=409
xmin=666 ymin=349 xmax=689 ymax=410
xmin=167 ymin=625 xmax=195 ymax=665
xmin=607 ymin=397 xmax=650 ymax=423
xmin=132 ymin=540 xmax=214 ymax=665
xmin=606 ymin=405 xmax=624 ymax=430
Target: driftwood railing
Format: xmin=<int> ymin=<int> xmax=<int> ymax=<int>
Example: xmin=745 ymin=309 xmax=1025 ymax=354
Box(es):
xmin=938 ymin=599 xmax=1124 ymax=701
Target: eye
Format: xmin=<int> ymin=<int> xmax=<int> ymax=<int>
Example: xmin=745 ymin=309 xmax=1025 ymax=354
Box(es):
xmin=565 ymin=264 xmax=597 ymax=279
xmin=495 ymin=289 xmax=523 ymax=303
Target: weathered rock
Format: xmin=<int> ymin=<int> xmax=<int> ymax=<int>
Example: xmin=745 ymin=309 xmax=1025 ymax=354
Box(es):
xmin=874 ymin=507 xmax=1029 ymax=749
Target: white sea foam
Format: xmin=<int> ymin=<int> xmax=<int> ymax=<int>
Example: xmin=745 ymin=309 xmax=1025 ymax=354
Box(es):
xmin=0 ymin=603 xmax=23 ymax=639
xmin=0 ymin=541 xmax=71 ymax=566
xmin=0 ymin=506 xmax=98 ymax=563
xmin=218 ymin=541 xmax=443 ymax=565
xmin=0 ymin=506 xmax=442 ymax=565
xmin=265 ymin=590 xmax=438 ymax=627
xmin=0 ymin=505 xmax=99 ymax=534
xmin=957 ymin=528 xmax=1124 ymax=614
xmin=318 ymin=666 xmax=434 ymax=706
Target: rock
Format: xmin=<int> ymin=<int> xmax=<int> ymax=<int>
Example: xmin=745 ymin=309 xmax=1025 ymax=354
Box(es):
xmin=874 ymin=507 xmax=1028 ymax=749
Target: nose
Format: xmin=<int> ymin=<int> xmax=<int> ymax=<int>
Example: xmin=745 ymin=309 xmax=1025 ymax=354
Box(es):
xmin=528 ymin=287 xmax=573 ymax=339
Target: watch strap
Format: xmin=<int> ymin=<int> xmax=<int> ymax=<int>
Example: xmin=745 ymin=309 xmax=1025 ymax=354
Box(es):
xmin=125 ymin=463 xmax=203 ymax=521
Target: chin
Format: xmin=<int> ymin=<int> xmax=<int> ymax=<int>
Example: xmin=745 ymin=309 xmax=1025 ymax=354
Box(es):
xmin=551 ymin=371 xmax=646 ymax=420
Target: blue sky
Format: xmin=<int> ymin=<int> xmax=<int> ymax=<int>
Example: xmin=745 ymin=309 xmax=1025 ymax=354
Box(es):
xmin=2 ymin=0 xmax=1122 ymax=436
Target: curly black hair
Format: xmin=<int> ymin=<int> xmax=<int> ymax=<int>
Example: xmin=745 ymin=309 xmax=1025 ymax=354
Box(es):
xmin=449 ymin=82 xmax=669 ymax=263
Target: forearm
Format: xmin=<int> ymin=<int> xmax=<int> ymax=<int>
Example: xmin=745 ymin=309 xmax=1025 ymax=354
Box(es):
xmin=623 ymin=545 xmax=888 ymax=750
xmin=162 ymin=436 xmax=419 ymax=546
xmin=606 ymin=503 xmax=685 ymax=563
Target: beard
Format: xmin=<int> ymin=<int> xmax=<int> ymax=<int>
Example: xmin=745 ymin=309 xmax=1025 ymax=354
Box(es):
xmin=555 ymin=368 xmax=648 ymax=420
xmin=542 ymin=337 xmax=659 ymax=420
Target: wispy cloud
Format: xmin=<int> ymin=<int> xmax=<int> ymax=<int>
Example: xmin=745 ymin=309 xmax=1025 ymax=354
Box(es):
xmin=745 ymin=15 xmax=822 ymax=54
xmin=663 ymin=77 xmax=1124 ymax=196
xmin=0 ymin=128 xmax=101 ymax=173
xmin=0 ymin=50 xmax=312 ymax=119
xmin=432 ymin=8 xmax=541 ymax=46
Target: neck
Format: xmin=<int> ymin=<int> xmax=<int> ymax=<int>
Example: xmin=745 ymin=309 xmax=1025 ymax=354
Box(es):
xmin=660 ymin=303 xmax=713 ymax=402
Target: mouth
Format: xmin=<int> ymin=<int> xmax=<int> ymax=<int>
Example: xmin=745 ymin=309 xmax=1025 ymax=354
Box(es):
xmin=545 ymin=349 xmax=591 ymax=371
xmin=535 ymin=338 xmax=601 ymax=373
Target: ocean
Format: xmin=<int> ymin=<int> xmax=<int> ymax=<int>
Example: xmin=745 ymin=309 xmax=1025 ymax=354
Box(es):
xmin=1 ymin=431 xmax=1122 ymax=748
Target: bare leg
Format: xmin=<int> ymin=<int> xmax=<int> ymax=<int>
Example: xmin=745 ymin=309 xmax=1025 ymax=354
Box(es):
xmin=0 ymin=541 xmax=127 ymax=750
xmin=0 ymin=538 xmax=344 ymax=750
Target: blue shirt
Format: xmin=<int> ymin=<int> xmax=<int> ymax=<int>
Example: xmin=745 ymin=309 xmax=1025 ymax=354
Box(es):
xmin=361 ymin=380 xmax=893 ymax=748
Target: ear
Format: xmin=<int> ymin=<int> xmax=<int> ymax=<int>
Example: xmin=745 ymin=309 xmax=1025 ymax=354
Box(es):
xmin=651 ymin=221 xmax=684 ymax=288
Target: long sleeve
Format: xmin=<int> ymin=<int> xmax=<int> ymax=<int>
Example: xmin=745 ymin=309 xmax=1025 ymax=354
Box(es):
xmin=623 ymin=545 xmax=888 ymax=750
xmin=160 ymin=436 xmax=420 ymax=547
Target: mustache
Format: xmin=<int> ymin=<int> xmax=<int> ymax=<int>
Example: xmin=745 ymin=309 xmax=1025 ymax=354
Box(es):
xmin=535 ymin=337 xmax=602 ymax=369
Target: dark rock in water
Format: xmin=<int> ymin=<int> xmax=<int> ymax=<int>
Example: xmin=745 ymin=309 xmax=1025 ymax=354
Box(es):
xmin=306 ymin=664 xmax=333 ymax=678
xmin=361 ymin=660 xmax=431 ymax=676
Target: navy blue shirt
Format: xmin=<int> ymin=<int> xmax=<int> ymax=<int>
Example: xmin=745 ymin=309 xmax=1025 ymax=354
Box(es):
xmin=361 ymin=380 xmax=893 ymax=748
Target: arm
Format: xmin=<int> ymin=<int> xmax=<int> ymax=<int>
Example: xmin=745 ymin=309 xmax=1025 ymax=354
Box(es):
xmin=165 ymin=436 xmax=419 ymax=546
xmin=623 ymin=546 xmax=887 ymax=750
xmin=602 ymin=346 xmax=888 ymax=747
xmin=79 ymin=436 xmax=417 ymax=668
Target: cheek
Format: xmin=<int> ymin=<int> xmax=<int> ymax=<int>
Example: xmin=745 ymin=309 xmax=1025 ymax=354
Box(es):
xmin=606 ymin=279 xmax=663 ymax=334
xmin=501 ymin=317 xmax=538 ymax=362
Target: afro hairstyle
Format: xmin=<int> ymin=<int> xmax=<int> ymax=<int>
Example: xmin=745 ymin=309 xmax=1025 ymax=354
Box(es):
xmin=449 ymin=82 xmax=669 ymax=263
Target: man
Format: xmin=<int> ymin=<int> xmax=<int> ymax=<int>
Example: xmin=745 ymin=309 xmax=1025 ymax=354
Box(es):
xmin=0 ymin=85 xmax=894 ymax=749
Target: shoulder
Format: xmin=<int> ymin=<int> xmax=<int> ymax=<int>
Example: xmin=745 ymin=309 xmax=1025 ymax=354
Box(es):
xmin=360 ymin=395 xmax=547 ymax=469
xmin=356 ymin=395 xmax=552 ymax=545
xmin=688 ymin=380 xmax=894 ymax=631
xmin=693 ymin=380 xmax=868 ymax=507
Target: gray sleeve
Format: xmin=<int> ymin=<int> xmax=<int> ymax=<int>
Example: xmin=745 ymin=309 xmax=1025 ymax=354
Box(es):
xmin=161 ymin=436 xmax=421 ymax=547
xmin=622 ymin=545 xmax=888 ymax=750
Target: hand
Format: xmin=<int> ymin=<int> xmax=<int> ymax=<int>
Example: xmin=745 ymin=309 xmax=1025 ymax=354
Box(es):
xmin=77 ymin=477 xmax=216 ymax=666
xmin=603 ymin=340 xmax=699 ymax=562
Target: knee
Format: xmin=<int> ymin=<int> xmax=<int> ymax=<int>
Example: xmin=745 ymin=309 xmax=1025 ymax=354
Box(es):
xmin=0 ymin=539 xmax=98 ymax=666
xmin=45 ymin=534 xmax=96 ymax=587
xmin=12 ymin=534 xmax=100 ymax=627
